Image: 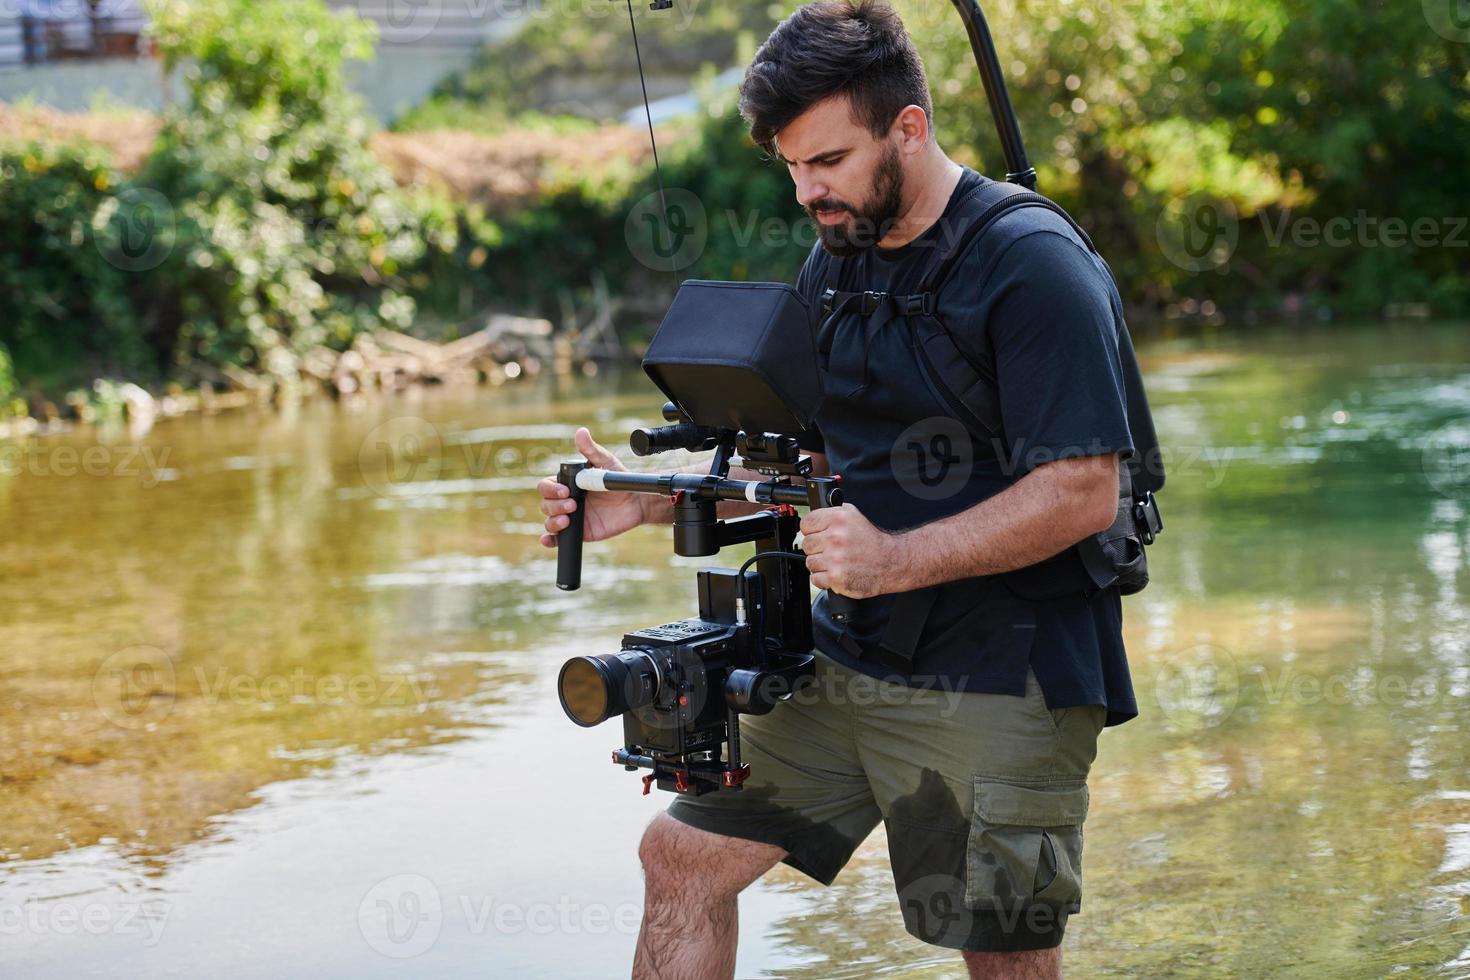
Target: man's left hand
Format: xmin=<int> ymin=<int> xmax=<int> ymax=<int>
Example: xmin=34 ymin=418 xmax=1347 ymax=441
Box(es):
xmin=800 ymin=503 xmax=912 ymax=599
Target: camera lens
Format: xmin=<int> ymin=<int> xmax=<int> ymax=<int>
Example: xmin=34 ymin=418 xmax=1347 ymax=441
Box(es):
xmin=557 ymin=649 xmax=661 ymax=727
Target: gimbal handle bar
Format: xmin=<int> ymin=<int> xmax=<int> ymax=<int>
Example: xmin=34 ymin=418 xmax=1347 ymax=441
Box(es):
xmin=554 ymin=461 xmax=858 ymax=621
xmin=950 ymin=0 xmax=1037 ymax=189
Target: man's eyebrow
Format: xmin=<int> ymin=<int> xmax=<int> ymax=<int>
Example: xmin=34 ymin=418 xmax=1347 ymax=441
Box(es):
xmin=775 ymin=146 xmax=852 ymax=165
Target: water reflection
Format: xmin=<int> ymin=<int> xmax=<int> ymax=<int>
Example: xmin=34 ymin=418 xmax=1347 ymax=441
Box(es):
xmin=1 ymin=323 xmax=1468 ymax=976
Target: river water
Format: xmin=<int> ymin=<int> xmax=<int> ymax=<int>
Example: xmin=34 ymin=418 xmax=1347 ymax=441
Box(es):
xmin=2 ymin=321 xmax=1468 ymax=977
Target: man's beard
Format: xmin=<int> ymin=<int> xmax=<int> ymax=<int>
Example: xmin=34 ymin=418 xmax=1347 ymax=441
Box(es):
xmin=807 ymin=144 xmax=905 ymax=257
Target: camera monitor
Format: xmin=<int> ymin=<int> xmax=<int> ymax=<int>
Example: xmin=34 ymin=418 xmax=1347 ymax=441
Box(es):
xmin=641 ymin=280 xmax=821 ymax=436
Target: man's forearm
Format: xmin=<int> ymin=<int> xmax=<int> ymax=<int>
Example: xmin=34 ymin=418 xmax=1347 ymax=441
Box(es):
xmin=893 ymin=456 xmax=1118 ymax=591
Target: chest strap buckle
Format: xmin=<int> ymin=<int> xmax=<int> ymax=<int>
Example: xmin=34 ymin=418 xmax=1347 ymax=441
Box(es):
xmin=898 ymin=293 xmax=937 ymax=316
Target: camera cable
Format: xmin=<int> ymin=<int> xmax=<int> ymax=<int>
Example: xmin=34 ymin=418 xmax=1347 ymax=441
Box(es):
xmin=621 ymin=0 xmax=683 ymax=292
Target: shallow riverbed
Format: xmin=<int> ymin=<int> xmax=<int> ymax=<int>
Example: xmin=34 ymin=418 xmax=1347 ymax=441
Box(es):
xmin=2 ymin=322 xmax=1469 ymax=977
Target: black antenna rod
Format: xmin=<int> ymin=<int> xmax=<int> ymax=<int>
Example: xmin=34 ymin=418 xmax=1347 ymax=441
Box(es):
xmin=948 ymin=0 xmax=1037 ymax=190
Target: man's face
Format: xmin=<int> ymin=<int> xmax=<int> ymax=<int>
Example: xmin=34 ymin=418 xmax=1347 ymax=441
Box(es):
xmin=775 ymin=95 xmax=904 ymax=257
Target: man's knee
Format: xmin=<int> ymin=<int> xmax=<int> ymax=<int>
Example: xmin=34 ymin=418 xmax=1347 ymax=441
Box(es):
xmin=960 ymin=945 xmax=1062 ymax=980
xmin=638 ymin=812 xmax=785 ymax=902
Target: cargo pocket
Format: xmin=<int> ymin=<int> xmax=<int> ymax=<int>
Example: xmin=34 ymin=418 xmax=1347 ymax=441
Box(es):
xmin=965 ymin=777 xmax=1089 ymax=910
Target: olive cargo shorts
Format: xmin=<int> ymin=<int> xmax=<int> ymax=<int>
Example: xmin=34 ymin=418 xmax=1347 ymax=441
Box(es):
xmin=666 ymin=652 xmax=1107 ymax=952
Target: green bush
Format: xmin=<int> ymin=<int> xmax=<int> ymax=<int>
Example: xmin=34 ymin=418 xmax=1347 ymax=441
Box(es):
xmin=0 ymin=341 xmax=16 ymax=408
xmin=1 ymin=0 xmax=465 ymax=400
xmin=0 ymin=141 xmax=154 ymax=394
xmin=447 ymin=72 xmax=808 ymax=330
xmin=400 ymin=2 xmax=777 ymax=132
xmin=138 ymin=0 xmax=457 ymax=378
xmin=438 ymin=0 xmax=1470 ymax=321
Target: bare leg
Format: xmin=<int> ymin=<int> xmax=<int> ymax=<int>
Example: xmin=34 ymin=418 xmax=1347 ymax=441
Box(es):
xmin=632 ymin=812 xmax=786 ymax=980
xmin=962 ymin=946 xmax=1062 ymax=980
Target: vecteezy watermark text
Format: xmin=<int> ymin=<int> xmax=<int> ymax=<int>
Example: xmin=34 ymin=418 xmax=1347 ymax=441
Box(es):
xmin=0 ymin=898 xmax=171 ymax=947
xmin=0 ymin=442 xmax=173 ymax=487
xmin=92 ymin=646 xmax=425 ymax=730
xmin=1157 ymin=193 xmax=1468 ymax=272
xmin=357 ymin=873 xmax=642 ymax=958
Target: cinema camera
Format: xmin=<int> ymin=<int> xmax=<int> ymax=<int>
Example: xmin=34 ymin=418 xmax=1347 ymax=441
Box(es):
xmin=552 ymin=280 xmax=856 ymax=797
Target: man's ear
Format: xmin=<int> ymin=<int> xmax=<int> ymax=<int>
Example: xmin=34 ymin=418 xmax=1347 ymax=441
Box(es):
xmin=892 ymin=104 xmax=931 ymax=155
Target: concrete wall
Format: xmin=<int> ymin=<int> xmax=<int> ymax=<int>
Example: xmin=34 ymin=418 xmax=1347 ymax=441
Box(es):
xmin=0 ymin=2 xmax=522 ymax=121
xmin=0 ymin=48 xmax=495 ymax=121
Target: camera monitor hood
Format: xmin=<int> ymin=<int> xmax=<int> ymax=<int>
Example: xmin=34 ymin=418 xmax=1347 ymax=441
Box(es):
xmin=641 ymin=279 xmax=822 ymax=437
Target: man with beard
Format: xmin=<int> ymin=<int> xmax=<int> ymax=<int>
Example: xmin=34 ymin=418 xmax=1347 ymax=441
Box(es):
xmin=536 ymin=1 xmax=1138 ymax=976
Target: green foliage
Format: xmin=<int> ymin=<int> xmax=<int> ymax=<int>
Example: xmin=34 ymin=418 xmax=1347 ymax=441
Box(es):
xmin=447 ymin=0 xmax=1469 ymax=321
xmin=137 ymin=0 xmax=457 ymax=377
xmin=0 ymin=141 xmax=154 ymax=394
xmin=1178 ymin=0 xmax=1470 ymax=315
xmin=1 ymin=0 xmax=462 ymax=401
xmin=6 ymin=0 xmax=1468 ymax=405
xmin=416 ymin=2 xmax=777 ymax=126
xmin=446 ymin=74 xmax=808 ymax=327
xmin=0 ymin=341 xmax=15 ymax=407
xmin=899 ymin=0 xmax=1468 ymax=316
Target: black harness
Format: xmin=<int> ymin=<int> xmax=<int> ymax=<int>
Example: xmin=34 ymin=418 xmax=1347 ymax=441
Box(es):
xmin=814 ymin=179 xmax=1165 ymax=673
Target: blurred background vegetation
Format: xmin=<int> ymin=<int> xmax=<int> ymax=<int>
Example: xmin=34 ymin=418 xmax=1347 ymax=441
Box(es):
xmin=1 ymin=0 xmax=1467 ymax=409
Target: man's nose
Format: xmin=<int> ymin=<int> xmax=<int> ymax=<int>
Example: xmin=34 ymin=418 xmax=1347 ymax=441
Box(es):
xmin=794 ymin=171 xmax=829 ymax=208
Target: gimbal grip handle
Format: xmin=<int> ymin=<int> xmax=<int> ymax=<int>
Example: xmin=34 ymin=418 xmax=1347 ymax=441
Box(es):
xmin=806 ymin=476 xmax=858 ymax=624
xmin=826 ymin=589 xmax=859 ymax=623
xmin=556 ymin=461 xmax=589 ymax=591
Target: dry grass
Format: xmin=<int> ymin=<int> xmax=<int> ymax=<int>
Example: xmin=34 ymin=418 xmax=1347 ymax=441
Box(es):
xmin=369 ymin=124 xmax=688 ymax=209
xmin=1 ymin=101 xmax=684 ymax=209
xmin=0 ymin=101 xmax=160 ymax=170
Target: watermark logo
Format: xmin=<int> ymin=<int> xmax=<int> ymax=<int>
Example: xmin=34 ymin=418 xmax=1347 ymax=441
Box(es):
xmin=359 ymin=0 xmax=445 ymax=44
xmin=92 ymin=646 xmax=177 ymax=730
xmin=625 ymin=188 xmax=707 ymax=272
xmin=896 ymin=873 xmax=970 ymax=947
xmin=890 ymin=416 xmax=974 ymax=501
xmin=356 ymin=875 xmax=645 ymax=956
xmin=93 ymin=188 xmax=176 ymax=273
xmin=358 ymin=873 xmax=443 ymax=958
xmin=1156 ymin=193 xmax=1239 ymax=272
xmin=1424 ymin=0 xmax=1470 ymax=41
xmin=1152 ymin=643 xmax=1240 ymax=733
xmin=359 ymin=416 xmax=444 ymax=498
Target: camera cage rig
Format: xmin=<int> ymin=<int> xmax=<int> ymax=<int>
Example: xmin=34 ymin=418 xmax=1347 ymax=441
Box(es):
xmin=553 ymin=278 xmax=861 ymax=795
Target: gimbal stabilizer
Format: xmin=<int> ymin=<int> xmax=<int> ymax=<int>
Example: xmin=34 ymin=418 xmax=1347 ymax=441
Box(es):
xmin=554 ymin=403 xmax=852 ymax=796
xmin=550 ymin=277 xmax=854 ymax=795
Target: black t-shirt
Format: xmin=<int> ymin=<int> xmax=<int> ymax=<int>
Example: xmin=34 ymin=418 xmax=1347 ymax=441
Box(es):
xmin=793 ymin=165 xmax=1138 ymax=726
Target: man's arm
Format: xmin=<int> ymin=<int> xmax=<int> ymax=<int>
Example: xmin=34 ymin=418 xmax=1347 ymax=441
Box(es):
xmin=799 ymin=453 xmax=1117 ymax=599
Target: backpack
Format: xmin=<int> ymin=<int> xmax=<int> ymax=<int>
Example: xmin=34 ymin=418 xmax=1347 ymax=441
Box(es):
xmin=818 ymin=179 xmax=1164 ymax=603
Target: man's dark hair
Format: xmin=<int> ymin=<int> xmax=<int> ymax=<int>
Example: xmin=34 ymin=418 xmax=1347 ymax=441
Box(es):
xmin=739 ymin=0 xmax=933 ymax=158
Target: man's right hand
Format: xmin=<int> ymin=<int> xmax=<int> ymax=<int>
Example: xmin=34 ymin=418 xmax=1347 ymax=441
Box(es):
xmin=537 ymin=427 xmax=648 ymax=549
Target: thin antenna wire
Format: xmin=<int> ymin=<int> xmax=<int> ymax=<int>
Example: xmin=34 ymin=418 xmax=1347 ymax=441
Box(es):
xmin=623 ymin=0 xmax=679 ymax=283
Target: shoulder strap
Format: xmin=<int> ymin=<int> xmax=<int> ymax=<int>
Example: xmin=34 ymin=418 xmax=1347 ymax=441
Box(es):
xmin=811 ymin=179 xmax=1165 ymax=496
xmin=912 ymin=181 xmax=1165 ymax=495
xmin=915 ymin=179 xmax=1050 ymax=293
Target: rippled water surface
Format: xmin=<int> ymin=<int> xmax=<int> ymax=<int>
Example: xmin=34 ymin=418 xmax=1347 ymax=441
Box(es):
xmin=2 ymin=322 xmax=1469 ymax=977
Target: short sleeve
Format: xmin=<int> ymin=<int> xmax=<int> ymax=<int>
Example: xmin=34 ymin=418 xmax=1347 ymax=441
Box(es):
xmin=981 ymin=231 xmax=1134 ymax=474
